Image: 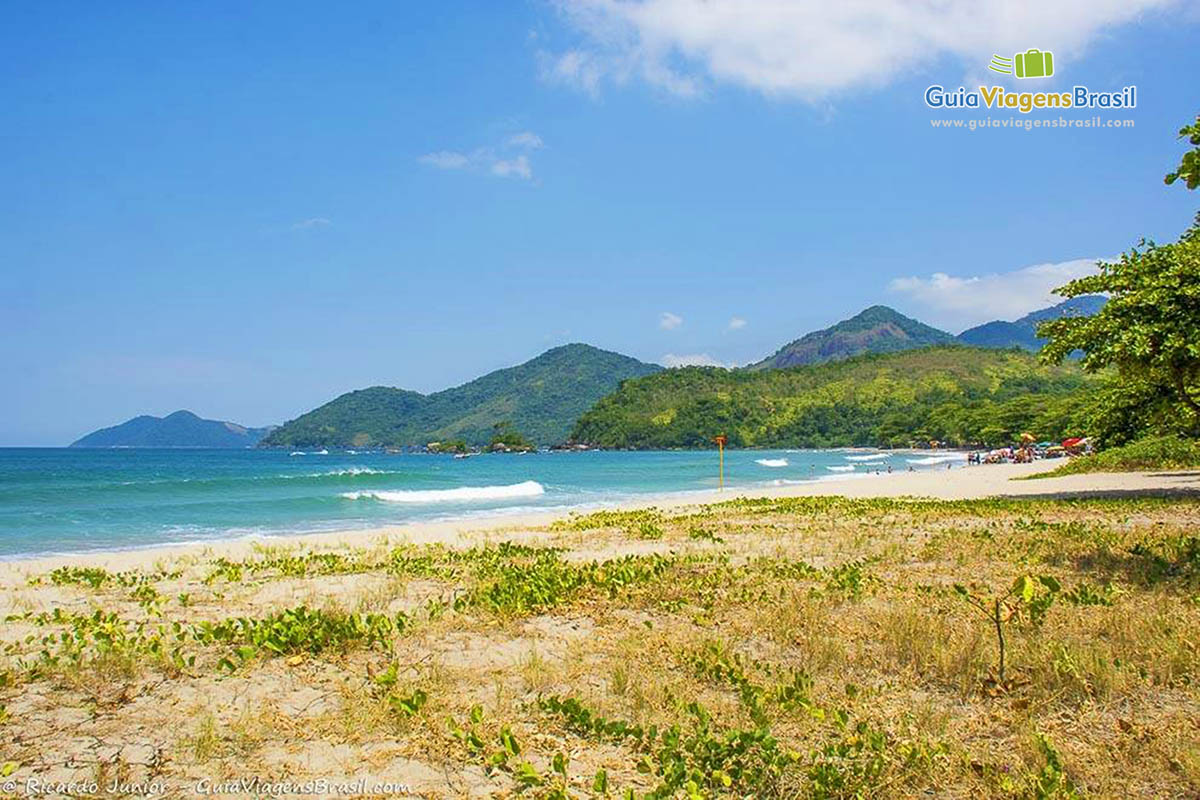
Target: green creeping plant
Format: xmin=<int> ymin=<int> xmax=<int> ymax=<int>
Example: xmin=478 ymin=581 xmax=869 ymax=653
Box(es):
xmin=550 ymin=508 xmax=666 ymax=532
xmin=636 ymin=522 xmax=665 ymax=540
xmin=1021 ymin=733 xmax=1082 ymax=800
xmin=15 ymin=608 xmax=195 ymax=673
xmin=41 ymin=565 xmax=181 ymax=590
xmin=539 ymin=695 xmax=657 ymax=747
xmin=455 ymin=553 xmax=677 ymax=616
xmin=539 ymin=692 xmax=944 ymax=798
xmin=370 ymin=663 xmax=428 ymax=718
xmin=448 ymin=708 xmax=548 ymax=791
xmin=203 ymin=550 xmax=384 ymax=584
xmin=1061 ymin=581 xmax=1121 ymax=607
xmin=388 ymin=688 xmax=428 ymax=717
xmin=1129 ymin=535 xmax=1200 ymax=585
xmin=194 ymin=606 xmax=407 ymax=671
xmin=687 ymin=527 xmax=725 ymax=544
xmin=13 ymin=604 xmax=406 ymax=676
xmin=823 ymin=559 xmax=877 ymax=599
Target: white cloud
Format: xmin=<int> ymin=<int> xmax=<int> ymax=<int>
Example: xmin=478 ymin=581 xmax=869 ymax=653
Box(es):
xmin=543 ymin=0 xmax=1179 ymax=100
xmin=506 ymin=131 xmax=545 ymax=149
xmin=727 ymin=316 xmax=746 ymax=331
xmin=662 ymin=352 xmax=728 ymax=368
xmin=290 ymin=217 xmax=331 ymax=230
xmin=888 ymin=258 xmax=1105 ymax=331
xmin=492 ymin=154 xmax=533 ymax=180
xmin=659 ymin=311 xmax=683 ymax=330
xmin=418 ymin=132 xmax=544 ymax=181
xmin=418 ymin=151 xmax=471 ymax=170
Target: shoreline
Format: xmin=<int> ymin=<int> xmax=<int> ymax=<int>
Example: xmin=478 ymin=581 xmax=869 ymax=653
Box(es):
xmin=2 ymin=461 xmax=1197 ymax=580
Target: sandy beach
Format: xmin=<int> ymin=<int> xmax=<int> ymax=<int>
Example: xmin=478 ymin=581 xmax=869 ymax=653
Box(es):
xmin=1 ymin=462 xmax=1197 ymax=797
xmin=4 ymin=460 xmax=1196 ymax=581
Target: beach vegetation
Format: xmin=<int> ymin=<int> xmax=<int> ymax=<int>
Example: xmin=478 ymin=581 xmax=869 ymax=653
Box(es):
xmin=1164 ymin=112 xmax=1200 ymax=190
xmin=3 ymin=494 xmax=1198 ymax=796
xmin=193 ymin=606 xmax=406 ymax=670
xmin=954 ymin=575 xmax=1061 ymax=687
xmin=1029 ymin=434 xmax=1200 ymax=477
xmin=1040 ymin=122 xmax=1200 ymax=448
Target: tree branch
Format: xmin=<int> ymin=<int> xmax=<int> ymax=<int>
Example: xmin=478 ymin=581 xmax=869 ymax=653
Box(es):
xmin=1174 ymin=371 xmax=1200 ymax=415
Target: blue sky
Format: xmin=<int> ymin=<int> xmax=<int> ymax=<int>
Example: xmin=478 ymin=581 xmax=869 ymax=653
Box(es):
xmin=2 ymin=1 xmax=1198 ymax=445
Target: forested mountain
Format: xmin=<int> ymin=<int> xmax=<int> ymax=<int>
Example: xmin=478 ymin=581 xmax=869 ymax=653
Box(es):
xmin=748 ymin=306 xmax=956 ymax=370
xmin=571 ymin=346 xmax=1092 ymax=449
xmin=260 ymin=344 xmax=661 ymax=448
xmin=957 ymin=295 xmax=1107 ymax=350
xmin=71 ymin=411 xmax=274 ymax=448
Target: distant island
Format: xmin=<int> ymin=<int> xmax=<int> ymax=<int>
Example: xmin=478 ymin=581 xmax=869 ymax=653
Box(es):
xmin=71 ymin=410 xmax=275 ymax=449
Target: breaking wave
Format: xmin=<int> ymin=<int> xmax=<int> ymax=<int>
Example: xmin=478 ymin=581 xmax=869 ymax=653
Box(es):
xmin=287 ymin=467 xmax=387 ymax=479
xmin=755 ymin=458 xmax=789 ymax=468
xmin=340 ymin=481 xmax=546 ymax=504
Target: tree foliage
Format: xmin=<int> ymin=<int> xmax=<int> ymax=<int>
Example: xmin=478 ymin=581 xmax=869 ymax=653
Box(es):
xmin=571 ymin=347 xmax=1093 ymax=449
xmin=1038 ymin=221 xmax=1200 ymax=444
xmin=1164 ymin=113 xmax=1200 ymax=191
xmin=489 ymin=422 xmax=534 ymax=451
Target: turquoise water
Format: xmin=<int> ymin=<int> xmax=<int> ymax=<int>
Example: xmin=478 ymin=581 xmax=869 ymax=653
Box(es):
xmin=0 ymin=448 xmax=965 ymax=557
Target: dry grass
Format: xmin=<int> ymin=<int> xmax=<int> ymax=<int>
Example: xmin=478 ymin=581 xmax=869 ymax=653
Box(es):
xmin=0 ymin=495 xmax=1197 ymax=797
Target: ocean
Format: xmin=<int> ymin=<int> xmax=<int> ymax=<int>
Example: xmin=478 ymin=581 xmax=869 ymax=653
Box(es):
xmin=0 ymin=447 xmax=966 ymax=558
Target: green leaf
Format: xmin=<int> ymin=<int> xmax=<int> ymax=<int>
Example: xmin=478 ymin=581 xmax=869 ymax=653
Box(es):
xmin=1013 ymin=575 xmax=1035 ymax=603
xmin=1038 ymin=575 xmax=1062 ymax=593
xmin=592 ymin=768 xmax=608 ymax=793
xmin=499 ymin=726 xmax=520 ymax=757
xmin=514 ymin=761 xmax=542 ymax=788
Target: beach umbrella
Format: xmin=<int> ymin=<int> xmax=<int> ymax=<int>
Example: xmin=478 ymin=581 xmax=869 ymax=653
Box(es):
xmin=1020 ymin=432 xmax=1036 ymax=444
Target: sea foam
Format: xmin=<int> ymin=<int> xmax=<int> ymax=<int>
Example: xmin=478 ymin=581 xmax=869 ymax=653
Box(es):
xmin=826 ymin=465 xmax=856 ymax=472
xmin=340 ymin=481 xmax=545 ymax=504
xmin=755 ymin=458 xmax=789 ymax=467
xmin=906 ymin=455 xmax=962 ymax=465
xmin=845 ymin=453 xmax=889 ymax=462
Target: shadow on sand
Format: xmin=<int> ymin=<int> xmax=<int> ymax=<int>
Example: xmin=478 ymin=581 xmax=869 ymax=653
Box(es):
xmin=997 ymin=485 xmax=1200 ymax=502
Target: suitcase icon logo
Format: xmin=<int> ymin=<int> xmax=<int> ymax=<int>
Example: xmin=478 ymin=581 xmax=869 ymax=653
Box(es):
xmin=988 ymin=49 xmax=1055 ymax=79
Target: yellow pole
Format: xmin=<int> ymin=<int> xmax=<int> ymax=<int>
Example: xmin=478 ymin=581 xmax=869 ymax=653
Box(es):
xmin=718 ymin=439 xmax=725 ymax=490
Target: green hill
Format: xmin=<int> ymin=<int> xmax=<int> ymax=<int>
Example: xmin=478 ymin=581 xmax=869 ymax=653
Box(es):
xmin=261 ymin=343 xmax=661 ymax=448
xmin=957 ymin=295 xmax=1106 ymax=350
xmin=71 ymin=410 xmax=274 ymax=448
xmin=748 ymin=305 xmax=956 ymax=369
xmin=570 ymin=346 xmax=1092 ymax=449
